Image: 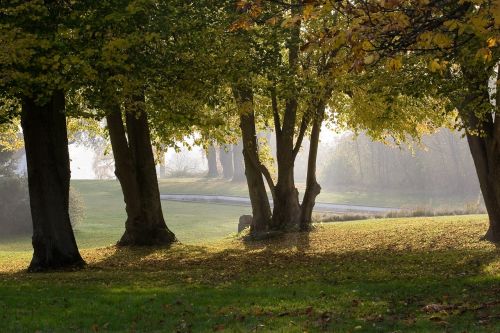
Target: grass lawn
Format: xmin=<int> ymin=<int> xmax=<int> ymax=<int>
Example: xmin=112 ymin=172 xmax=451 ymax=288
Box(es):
xmin=0 ymin=177 xmax=480 ymax=252
xmin=156 ymin=178 xmax=480 ymax=208
xmin=0 ymin=215 xmax=499 ymax=332
xmin=0 ymin=179 xmax=251 ymax=252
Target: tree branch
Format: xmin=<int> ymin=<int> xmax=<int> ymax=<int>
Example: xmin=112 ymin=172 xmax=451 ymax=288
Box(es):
xmin=293 ymin=113 xmax=309 ymax=159
xmin=271 ymin=88 xmax=281 ymax=136
xmin=245 ymin=145 xmax=276 ymax=201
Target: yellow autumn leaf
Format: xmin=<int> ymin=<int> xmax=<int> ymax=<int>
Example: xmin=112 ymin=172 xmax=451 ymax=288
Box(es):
xmin=428 ymin=59 xmax=441 ymax=72
xmin=303 ymin=3 xmax=314 ymax=20
xmin=487 ymin=37 xmax=497 ymax=48
xmin=475 ymin=47 xmax=493 ymax=62
xmin=266 ymin=17 xmax=278 ymax=26
xmin=428 ymin=59 xmax=448 ymax=73
xmin=361 ymin=40 xmax=374 ymax=51
xmin=433 ymin=33 xmax=453 ymax=48
xmin=443 ymin=20 xmax=459 ymax=31
xmin=386 ymin=57 xmax=403 ymax=71
xmin=364 ymin=53 xmax=379 ymax=65
xmin=281 ymin=15 xmax=301 ymax=28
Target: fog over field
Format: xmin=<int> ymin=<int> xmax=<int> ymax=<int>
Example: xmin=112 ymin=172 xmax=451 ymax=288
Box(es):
xmin=1 ymin=127 xmax=483 ymax=244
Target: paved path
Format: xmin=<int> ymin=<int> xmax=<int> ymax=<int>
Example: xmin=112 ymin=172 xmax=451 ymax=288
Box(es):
xmin=160 ymin=194 xmax=398 ymax=213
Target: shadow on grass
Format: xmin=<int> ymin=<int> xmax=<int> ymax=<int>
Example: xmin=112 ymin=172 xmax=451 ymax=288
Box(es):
xmin=0 ymin=226 xmax=498 ymax=332
xmin=0 ymin=244 xmax=498 ymax=332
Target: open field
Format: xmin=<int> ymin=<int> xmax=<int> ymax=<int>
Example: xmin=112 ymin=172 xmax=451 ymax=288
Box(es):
xmin=0 ymin=215 xmax=498 ymax=332
xmin=0 ymin=180 xmax=251 ymax=252
xmin=0 ymin=178 xmax=480 ymax=252
xmin=90 ymin=177 xmax=482 ymax=207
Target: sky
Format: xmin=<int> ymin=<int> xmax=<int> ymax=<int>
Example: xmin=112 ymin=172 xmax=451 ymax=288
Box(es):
xmin=64 ymin=125 xmax=342 ymax=179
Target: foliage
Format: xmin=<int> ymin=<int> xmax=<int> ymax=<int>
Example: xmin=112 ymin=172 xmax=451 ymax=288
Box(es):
xmin=0 ymin=180 xmax=85 ymax=236
xmin=0 ymin=1 xmax=95 ymax=102
xmin=235 ymin=0 xmax=500 ymax=140
xmin=0 ymin=177 xmax=31 ymax=236
xmin=329 ymin=59 xmax=452 ymax=143
xmin=315 ymin=202 xmax=486 ymax=223
xmin=74 ymin=0 xmax=236 ymax=150
xmin=0 ymin=149 xmax=18 ymax=178
xmin=0 ymin=215 xmax=498 ymax=332
xmin=0 ymin=121 xmax=23 ymax=152
xmin=69 ymin=187 xmax=85 ymax=229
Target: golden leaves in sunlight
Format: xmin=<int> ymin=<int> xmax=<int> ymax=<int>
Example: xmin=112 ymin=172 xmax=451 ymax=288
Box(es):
xmin=386 ymin=57 xmax=403 ymax=71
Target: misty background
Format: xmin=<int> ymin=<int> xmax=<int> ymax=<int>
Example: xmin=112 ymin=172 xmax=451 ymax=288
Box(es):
xmin=0 ymin=126 xmax=482 ymax=240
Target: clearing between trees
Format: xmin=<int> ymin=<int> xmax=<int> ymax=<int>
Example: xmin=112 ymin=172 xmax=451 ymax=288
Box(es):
xmin=0 ymin=215 xmax=498 ymax=332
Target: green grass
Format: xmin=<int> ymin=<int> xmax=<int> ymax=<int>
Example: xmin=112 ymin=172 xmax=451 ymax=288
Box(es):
xmin=0 ymin=179 xmax=495 ymax=332
xmin=0 ymin=179 xmax=251 ymax=252
xmin=0 ymin=215 xmax=499 ymax=332
xmin=0 ymin=178 xmax=478 ymax=252
xmin=156 ymin=178 xmax=479 ymax=208
xmin=83 ymin=177 xmax=480 ymax=210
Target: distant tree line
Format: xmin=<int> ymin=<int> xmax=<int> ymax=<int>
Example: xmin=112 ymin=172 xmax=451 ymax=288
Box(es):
xmin=320 ymin=130 xmax=480 ymax=199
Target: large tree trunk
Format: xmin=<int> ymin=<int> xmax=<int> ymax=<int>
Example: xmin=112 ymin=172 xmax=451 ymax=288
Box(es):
xmin=271 ymin=98 xmax=302 ymax=231
xmin=233 ymin=86 xmax=272 ymax=234
xmin=270 ymin=3 xmax=302 ymax=231
xmin=458 ymin=67 xmax=500 ymax=243
xmin=21 ymin=91 xmax=84 ymax=272
xmin=232 ymin=140 xmax=246 ymax=182
xmin=466 ymin=133 xmax=500 ymax=242
xmin=219 ymin=144 xmax=234 ymax=179
xmin=106 ymin=101 xmax=176 ymax=246
xmin=300 ymin=103 xmax=326 ymax=231
xmin=272 ymin=146 xmax=301 ymax=230
xmin=270 ymin=90 xmax=302 ymax=230
xmin=206 ymin=144 xmax=219 ymax=178
xmin=106 ymin=107 xmax=143 ymax=242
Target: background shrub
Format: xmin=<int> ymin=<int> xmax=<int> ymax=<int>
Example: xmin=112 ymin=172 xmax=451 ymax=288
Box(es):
xmin=0 ymin=177 xmax=85 ymax=237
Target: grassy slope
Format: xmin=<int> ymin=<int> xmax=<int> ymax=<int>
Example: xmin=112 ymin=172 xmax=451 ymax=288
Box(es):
xmin=0 ymin=215 xmax=498 ymax=332
xmin=0 ymin=179 xmax=251 ymax=252
xmin=155 ymin=178 xmax=479 ymax=208
xmin=4 ymin=178 xmax=439 ymax=252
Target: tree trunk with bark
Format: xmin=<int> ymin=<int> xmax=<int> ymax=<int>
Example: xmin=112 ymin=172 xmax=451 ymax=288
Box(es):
xmin=458 ymin=67 xmax=500 ymax=243
xmin=300 ymin=102 xmax=326 ymax=231
xmin=272 ymin=134 xmax=301 ymax=230
xmin=233 ymin=85 xmax=272 ymax=234
xmin=269 ymin=3 xmax=303 ymax=231
xmin=219 ymin=144 xmax=234 ymax=179
xmin=206 ymin=144 xmax=219 ymax=178
xmin=106 ymin=100 xmax=176 ymax=246
xmin=232 ymin=140 xmax=246 ymax=182
xmin=21 ymin=91 xmax=85 ymax=272
xmin=466 ymin=132 xmax=500 ymax=242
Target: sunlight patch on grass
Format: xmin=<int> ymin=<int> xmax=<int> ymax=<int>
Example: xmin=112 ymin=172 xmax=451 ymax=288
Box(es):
xmin=0 ymin=215 xmax=498 ymax=332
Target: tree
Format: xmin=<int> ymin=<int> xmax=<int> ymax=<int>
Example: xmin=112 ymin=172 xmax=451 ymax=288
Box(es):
xmin=206 ymin=143 xmax=219 ymax=178
xmin=75 ymin=0 xmax=234 ymax=245
xmin=329 ymin=0 xmax=500 ymax=242
xmin=0 ymin=1 xmax=87 ymax=270
xmin=320 ymin=131 xmax=480 ymax=199
xmin=233 ymin=84 xmax=273 ymax=233
xmin=228 ymin=1 xmax=343 ymax=233
xmin=219 ymin=144 xmax=234 ymax=179
xmin=232 ymin=140 xmax=246 ymax=182
xmin=75 ymin=0 xmax=214 ymax=246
